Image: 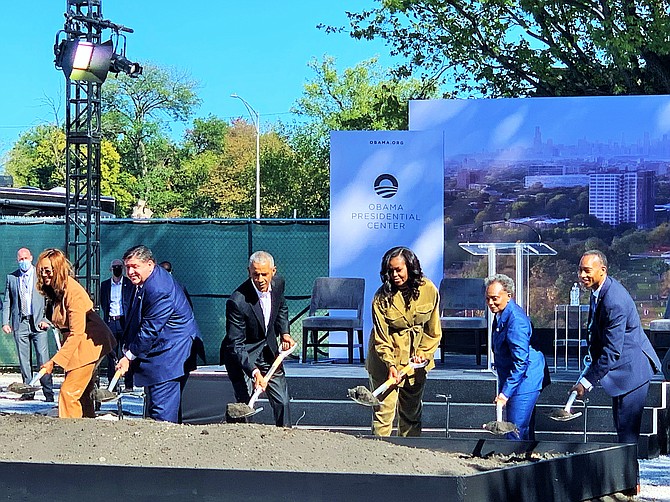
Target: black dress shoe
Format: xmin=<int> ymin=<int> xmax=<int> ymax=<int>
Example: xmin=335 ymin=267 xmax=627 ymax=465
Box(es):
xmin=19 ymin=394 xmax=35 ymax=401
xmin=45 ymin=396 xmax=55 ymax=403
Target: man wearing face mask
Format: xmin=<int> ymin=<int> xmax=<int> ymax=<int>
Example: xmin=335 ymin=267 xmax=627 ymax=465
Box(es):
xmin=2 ymin=247 xmax=54 ymax=401
xmin=100 ymin=259 xmax=134 ymax=390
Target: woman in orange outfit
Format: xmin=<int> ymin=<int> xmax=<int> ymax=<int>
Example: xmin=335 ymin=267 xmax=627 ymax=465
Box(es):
xmin=36 ymin=248 xmax=116 ymax=418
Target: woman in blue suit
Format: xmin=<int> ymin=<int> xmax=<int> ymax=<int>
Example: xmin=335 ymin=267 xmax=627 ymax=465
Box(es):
xmin=485 ymin=274 xmax=546 ymax=440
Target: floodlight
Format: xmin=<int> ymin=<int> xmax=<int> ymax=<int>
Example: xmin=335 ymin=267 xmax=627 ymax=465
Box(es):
xmin=55 ymin=39 xmax=114 ymax=83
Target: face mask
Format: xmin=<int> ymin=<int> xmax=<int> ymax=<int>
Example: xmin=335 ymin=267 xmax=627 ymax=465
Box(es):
xmin=18 ymin=260 xmax=31 ymax=273
xmin=112 ymin=266 xmax=123 ymax=278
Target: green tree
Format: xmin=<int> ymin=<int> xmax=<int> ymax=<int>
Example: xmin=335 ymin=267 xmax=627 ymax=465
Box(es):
xmin=101 ymin=64 xmax=201 ymax=206
xmin=5 ymin=125 xmax=65 ymax=188
xmin=341 ymin=0 xmax=670 ymax=97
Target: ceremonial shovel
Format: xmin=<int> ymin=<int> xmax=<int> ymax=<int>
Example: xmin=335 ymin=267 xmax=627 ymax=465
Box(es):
xmin=226 ymin=344 xmax=297 ymax=420
xmin=347 ymin=360 xmax=429 ymax=407
xmin=482 ymin=402 xmax=519 ymax=435
xmin=549 ymin=390 xmax=583 ymax=422
xmin=7 ymin=368 xmax=47 ymax=395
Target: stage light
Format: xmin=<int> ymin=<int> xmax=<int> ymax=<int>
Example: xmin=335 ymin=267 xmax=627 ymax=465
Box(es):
xmin=55 ymin=39 xmax=114 ymax=83
xmin=109 ymin=53 xmax=142 ymax=78
xmin=55 ymin=38 xmax=142 ymax=83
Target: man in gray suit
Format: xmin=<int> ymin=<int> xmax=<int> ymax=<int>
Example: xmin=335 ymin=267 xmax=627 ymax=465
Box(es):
xmin=2 ymin=247 xmax=54 ymax=401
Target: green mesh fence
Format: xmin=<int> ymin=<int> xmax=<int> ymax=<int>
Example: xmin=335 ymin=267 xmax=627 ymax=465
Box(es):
xmin=0 ymin=219 xmax=328 ymax=368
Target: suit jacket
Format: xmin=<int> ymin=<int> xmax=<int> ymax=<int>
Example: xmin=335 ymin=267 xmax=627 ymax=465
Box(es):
xmin=2 ymin=267 xmax=46 ymax=332
xmin=493 ymin=299 xmax=546 ymax=398
xmin=50 ymin=276 xmax=116 ymax=372
xmin=99 ymin=276 xmax=134 ymax=323
xmin=123 ymin=265 xmax=200 ymax=387
xmin=220 ymin=276 xmax=289 ymax=379
xmin=584 ymin=276 xmax=661 ymax=397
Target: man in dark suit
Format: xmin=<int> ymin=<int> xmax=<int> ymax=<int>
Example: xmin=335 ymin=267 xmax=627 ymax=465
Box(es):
xmin=220 ymin=251 xmax=296 ymax=427
xmin=2 ymin=247 xmax=54 ymax=402
xmin=116 ymin=245 xmax=201 ymax=423
xmin=99 ymin=258 xmax=134 ymax=390
xmin=573 ymin=250 xmax=661 ymax=444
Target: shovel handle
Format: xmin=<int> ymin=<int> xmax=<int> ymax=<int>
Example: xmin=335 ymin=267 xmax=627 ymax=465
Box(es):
xmin=248 ymin=344 xmax=298 ymax=408
xmin=371 ymin=361 xmax=424 ymax=398
xmin=108 ymin=370 xmax=122 ymax=392
xmin=28 ymin=368 xmax=47 ymax=387
xmin=496 ymin=402 xmax=503 ymax=422
xmin=564 ymin=390 xmax=578 ymax=412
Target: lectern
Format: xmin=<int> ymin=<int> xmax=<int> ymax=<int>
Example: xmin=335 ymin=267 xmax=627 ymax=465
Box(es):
xmin=458 ymin=242 xmax=557 ymax=371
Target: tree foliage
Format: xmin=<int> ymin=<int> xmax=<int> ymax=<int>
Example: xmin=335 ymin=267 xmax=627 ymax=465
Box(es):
xmin=340 ymin=0 xmax=670 ymax=97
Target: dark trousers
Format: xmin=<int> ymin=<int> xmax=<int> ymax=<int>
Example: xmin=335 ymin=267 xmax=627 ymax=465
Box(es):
xmin=145 ymin=374 xmax=189 ymax=423
xmin=613 ymin=380 xmax=650 ymax=444
xmin=230 ymin=346 xmax=291 ymax=427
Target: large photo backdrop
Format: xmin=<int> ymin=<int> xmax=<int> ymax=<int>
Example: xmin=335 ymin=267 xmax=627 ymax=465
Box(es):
xmin=330 ymin=130 xmax=444 ymax=354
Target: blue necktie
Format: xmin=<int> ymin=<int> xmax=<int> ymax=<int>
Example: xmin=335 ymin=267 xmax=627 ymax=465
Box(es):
xmin=587 ymin=294 xmax=597 ymax=339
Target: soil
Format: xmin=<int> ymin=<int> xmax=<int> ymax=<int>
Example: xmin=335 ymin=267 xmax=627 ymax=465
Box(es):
xmin=0 ymin=414 xmax=554 ymax=475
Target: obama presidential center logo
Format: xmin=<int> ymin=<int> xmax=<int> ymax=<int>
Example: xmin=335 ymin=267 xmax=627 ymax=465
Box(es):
xmin=373 ymin=173 xmax=398 ymax=198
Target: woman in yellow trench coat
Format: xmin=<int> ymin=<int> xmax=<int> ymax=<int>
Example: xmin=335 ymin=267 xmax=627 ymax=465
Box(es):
xmin=366 ymin=246 xmax=441 ymax=436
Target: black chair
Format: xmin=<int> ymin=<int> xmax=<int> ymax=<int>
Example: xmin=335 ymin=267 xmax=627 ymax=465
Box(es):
xmin=301 ymin=277 xmax=365 ymax=364
xmin=438 ymin=278 xmax=488 ymax=365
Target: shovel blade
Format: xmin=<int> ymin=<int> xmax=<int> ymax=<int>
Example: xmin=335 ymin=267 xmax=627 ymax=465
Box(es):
xmin=226 ymin=402 xmax=262 ymax=420
xmin=7 ymin=382 xmax=40 ymax=395
xmin=482 ymin=420 xmax=518 ymax=435
xmin=549 ymin=410 xmax=583 ymax=422
xmin=347 ymin=385 xmax=380 ymax=407
xmin=94 ymin=388 xmax=119 ymax=402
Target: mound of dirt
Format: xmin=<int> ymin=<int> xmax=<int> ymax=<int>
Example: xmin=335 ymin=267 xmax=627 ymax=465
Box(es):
xmin=0 ymin=414 xmax=550 ymax=475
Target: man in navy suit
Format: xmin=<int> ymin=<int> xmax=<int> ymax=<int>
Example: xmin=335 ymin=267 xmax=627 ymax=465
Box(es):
xmin=573 ymin=250 xmax=661 ymax=444
xmin=116 ymin=245 xmax=201 ymax=423
xmin=2 ymin=247 xmax=54 ymax=402
xmin=485 ymin=274 xmax=546 ymax=440
xmin=99 ymin=258 xmax=134 ymax=389
xmin=220 ymin=251 xmax=296 ymax=427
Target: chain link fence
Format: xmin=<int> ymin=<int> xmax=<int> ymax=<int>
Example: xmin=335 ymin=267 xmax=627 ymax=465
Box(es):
xmin=0 ymin=218 xmax=328 ymax=368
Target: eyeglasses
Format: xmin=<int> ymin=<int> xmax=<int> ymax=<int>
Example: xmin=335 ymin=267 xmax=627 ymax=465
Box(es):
xmin=39 ymin=268 xmax=54 ymax=276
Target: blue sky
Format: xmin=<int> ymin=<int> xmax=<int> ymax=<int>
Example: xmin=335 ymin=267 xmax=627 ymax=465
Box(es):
xmin=0 ymin=1 xmax=392 ymax=160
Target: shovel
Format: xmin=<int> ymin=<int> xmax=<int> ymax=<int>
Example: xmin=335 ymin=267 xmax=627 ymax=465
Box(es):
xmin=226 ymin=343 xmax=297 ymax=420
xmin=549 ymin=390 xmax=583 ymax=422
xmin=482 ymin=401 xmax=519 ymax=435
xmin=7 ymin=368 xmax=47 ymax=395
xmin=347 ymin=360 xmax=429 ymax=407
xmin=94 ymin=369 xmax=122 ymax=403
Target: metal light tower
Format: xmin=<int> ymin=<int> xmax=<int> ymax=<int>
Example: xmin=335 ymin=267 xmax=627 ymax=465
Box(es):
xmin=55 ymin=0 xmax=140 ymax=304
xmin=231 ymin=94 xmax=261 ymax=219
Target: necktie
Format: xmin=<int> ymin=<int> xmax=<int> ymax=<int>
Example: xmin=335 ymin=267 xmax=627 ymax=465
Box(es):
xmin=19 ymin=274 xmax=30 ymax=316
xmin=587 ymin=293 xmax=597 ymax=338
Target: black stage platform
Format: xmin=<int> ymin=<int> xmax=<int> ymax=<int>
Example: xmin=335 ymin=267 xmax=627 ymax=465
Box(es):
xmin=181 ymin=353 xmax=669 ymax=459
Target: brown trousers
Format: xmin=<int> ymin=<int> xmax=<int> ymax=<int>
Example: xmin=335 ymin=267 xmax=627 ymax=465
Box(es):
xmin=58 ymin=360 xmax=100 ymax=419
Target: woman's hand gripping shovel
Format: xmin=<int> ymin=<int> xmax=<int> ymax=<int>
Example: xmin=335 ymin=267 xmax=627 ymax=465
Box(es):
xmin=347 ymin=360 xmax=429 ymax=407
xmin=226 ymin=343 xmax=297 ymax=420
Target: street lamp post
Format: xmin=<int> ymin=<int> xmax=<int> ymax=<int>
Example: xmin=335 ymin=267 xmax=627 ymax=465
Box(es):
xmin=231 ymin=93 xmax=260 ymax=219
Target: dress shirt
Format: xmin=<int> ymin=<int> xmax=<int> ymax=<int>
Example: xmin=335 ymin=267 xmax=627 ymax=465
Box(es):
xmin=109 ymin=279 xmax=123 ymax=317
xmin=580 ymin=283 xmax=604 ymax=391
xmin=252 ymin=283 xmax=272 ymax=330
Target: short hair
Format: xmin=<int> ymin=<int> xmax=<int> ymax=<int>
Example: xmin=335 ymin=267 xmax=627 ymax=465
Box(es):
xmin=123 ymin=245 xmax=155 ymax=263
xmin=36 ymin=248 xmax=72 ymax=300
xmin=485 ymin=273 xmax=515 ymax=296
xmin=582 ymin=249 xmax=608 ymax=268
xmin=159 ymin=261 xmax=173 ymax=273
xmin=249 ymin=251 xmax=275 ymax=268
